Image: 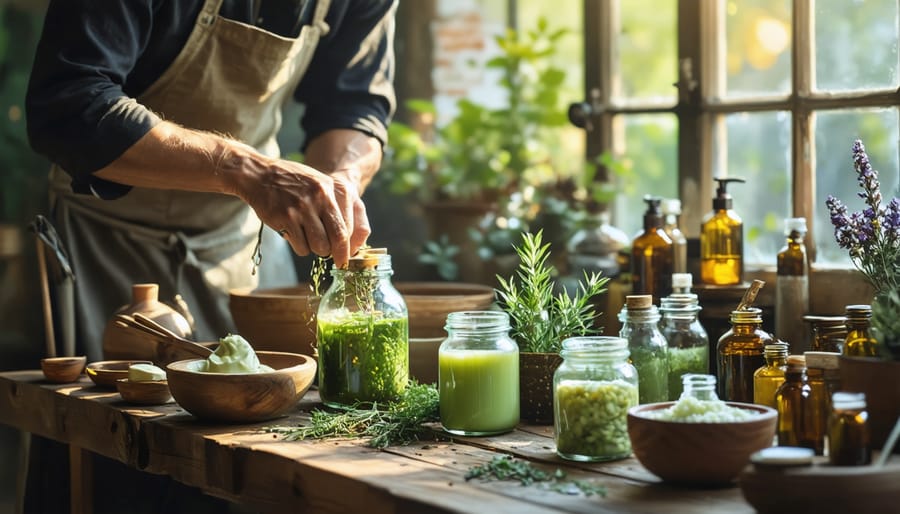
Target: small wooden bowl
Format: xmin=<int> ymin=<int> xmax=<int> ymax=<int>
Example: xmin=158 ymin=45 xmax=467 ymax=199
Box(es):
xmin=166 ymin=351 xmax=316 ymax=423
xmin=41 ymin=356 xmax=87 ymax=383
xmin=116 ymin=378 xmax=172 ymax=405
xmin=627 ymin=401 xmax=777 ymax=486
xmin=86 ymin=360 xmax=153 ymax=389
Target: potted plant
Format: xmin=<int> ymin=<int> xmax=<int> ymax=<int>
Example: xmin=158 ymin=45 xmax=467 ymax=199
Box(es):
xmin=494 ymin=230 xmax=609 ymax=423
xmin=824 ymin=138 xmax=900 ymax=451
xmin=377 ymin=19 xmax=572 ymax=283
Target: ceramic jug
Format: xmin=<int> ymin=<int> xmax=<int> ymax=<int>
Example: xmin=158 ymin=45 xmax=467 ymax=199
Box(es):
xmin=102 ymin=283 xmax=193 ymax=361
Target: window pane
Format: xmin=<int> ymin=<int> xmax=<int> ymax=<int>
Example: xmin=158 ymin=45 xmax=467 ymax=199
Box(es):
xmin=815 ymin=0 xmax=899 ymax=92
xmin=814 ymin=109 xmax=900 ymax=265
xmin=724 ymin=0 xmax=792 ymax=98
xmin=713 ymin=112 xmax=791 ymax=266
xmin=618 ymin=0 xmax=677 ymax=103
xmin=613 ymin=114 xmax=679 ymax=238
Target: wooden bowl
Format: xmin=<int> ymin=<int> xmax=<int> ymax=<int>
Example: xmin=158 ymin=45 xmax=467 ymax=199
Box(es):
xmin=41 ymin=356 xmax=87 ymax=383
xmin=229 ymin=286 xmax=318 ymax=356
xmin=395 ymin=282 xmax=496 ymax=339
xmin=116 ymin=378 xmax=172 ymax=405
xmin=86 ymin=360 xmax=153 ymax=389
xmin=166 ymin=351 xmax=316 ymax=423
xmin=627 ymin=401 xmax=777 ymax=486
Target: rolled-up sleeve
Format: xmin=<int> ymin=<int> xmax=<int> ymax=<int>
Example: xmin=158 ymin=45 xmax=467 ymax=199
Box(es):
xmin=295 ymin=0 xmax=397 ymax=148
xmin=25 ymin=0 xmax=162 ymax=194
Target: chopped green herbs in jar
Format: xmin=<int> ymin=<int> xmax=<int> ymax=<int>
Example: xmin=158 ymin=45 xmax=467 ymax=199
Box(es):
xmin=555 ymin=379 xmax=638 ymax=460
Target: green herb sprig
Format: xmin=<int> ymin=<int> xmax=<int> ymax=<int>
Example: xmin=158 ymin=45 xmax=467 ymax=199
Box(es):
xmin=465 ymin=455 xmax=606 ymax=497
xmin=266 ymin=382 xmax=439 ymax=449
xmin=309 ymin=256 xmax=330 ymax=297
xmin=495 ymin=230 xmax=609 ymax=353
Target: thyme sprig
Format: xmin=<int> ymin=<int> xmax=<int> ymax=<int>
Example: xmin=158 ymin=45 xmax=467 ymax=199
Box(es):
xmin=495 ymin=230 xmax=609 ymax=353
xmin=266 ymin=382 xmax=439 ymax=449
xmin=465 ymin=455 xmax=606 ymax=497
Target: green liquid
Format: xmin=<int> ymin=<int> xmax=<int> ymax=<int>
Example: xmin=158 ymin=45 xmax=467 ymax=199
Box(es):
xmin=555 ymin=379 xmax=638 ymax=461
xmin=317 ymin=313 xmax=408 ymax=407
xmin=666 ymin=346 xmax=709 ymax=400
xmin=439 ymin=349 xmax=519 ymax=435
xmin=629 ymin=346 xmax=668 ymax=404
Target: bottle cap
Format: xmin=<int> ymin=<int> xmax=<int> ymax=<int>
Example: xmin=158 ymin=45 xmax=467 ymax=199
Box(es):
xmin=764 ymin=342 xmax=789 ymax=357
xmin=672 ymin=273 xmax=693 ymax=290
xmin=661 ymin=198 xmax=682 ymax=215
xmin=626 ymin=295 xmax=653 ymax=310
xmin=845 ymin=304 xmax=872 ymax=316
xmin=832 ymin=391 xmax=866 ymax=410
xmin=803 ymin=351 xmax=840 ymax=370
xmin=750 ymin=447 xmax=815 ymax=468
xmin=784 ymin=217 xmax=807 ymax=236
xmin=786 ymin=355 xmax=806 ymax=369
xmin=345 ymin=247 xmax=389 ymax=271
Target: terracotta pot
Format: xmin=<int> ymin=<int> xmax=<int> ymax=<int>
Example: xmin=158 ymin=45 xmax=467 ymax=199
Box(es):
xmin=102 ymin=284 xmax=192 ymax=361
xmin=839 ymin=355 xmax=900 ymax=453
xmin=519 ymin=352 xmax=563 ymax=424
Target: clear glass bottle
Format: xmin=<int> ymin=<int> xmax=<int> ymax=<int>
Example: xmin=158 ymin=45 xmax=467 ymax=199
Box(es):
xmin=752 ymin=342 xmax=789 ymax=409
xmin=439 ymin=311 xmax=519 ymax=436
xmin=775 ymin=355 xmax=817 ymax=450
xmin=631 ymin=196 xmax=674 ymax=302
xmin=828 ymin=392 xmax=871 ymax=466
xmin=804 ymin=315 xmax=847 ymax=353
xmin=716 ymin=307 xmax=774 ymax=402
xmin=680 ymin=374 xmax=719 ymax=401
xmin=566 ymin=210 xmax=630 ymax=279
xmin=316 ymin=250 xmax=409 ymax=408
xmin=553 ymin=336 xmax=639 ymax=462
xmin=659 ymin=290 xmax=709 ymax=401
xmin=804 ymin=351 xmax=839 ymax=455
xmin=775 ymin=217 xmax=810 ymax=350
xmin=661 ymin=198 xmax=688 ymax=274
xmin=619 ymin=295 xmax=669 ymax=404
xmin=842 ymin=304 xmax=881 ymax=357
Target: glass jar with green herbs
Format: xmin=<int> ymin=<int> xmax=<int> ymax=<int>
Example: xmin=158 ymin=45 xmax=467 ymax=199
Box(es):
xmin=553 ymin=336 xmax=639 ymax=462
xmin=659 ymin=293 xmax=709 ymax=400
xmin=619 ymin=295 xmax=669 ymax=404
xmin=316 ymin=249 xmax=408 ymax=408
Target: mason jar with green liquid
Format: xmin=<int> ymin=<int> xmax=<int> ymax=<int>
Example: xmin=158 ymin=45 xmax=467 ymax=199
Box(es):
xmin=316 ymin=249 xmax=409 ymax=408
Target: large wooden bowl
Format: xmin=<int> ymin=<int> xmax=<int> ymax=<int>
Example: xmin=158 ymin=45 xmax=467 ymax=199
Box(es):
xmin=229 ymin=286 xmax=319 ymax=356
xmin=166 ymin=351 xmax=316 ymax=423
xmin=627 ymin=401 xmax=777 ymax=486
xmin=395 ymin=282 xmax=495 ymax=339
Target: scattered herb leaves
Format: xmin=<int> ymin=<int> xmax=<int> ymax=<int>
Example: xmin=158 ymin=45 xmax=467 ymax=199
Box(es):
xmin=465 ymin=455 xmax=606 ymax=497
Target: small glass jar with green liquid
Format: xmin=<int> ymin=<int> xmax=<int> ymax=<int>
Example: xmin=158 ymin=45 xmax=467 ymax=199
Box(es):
xmin=317 ymin=249 xmax=409 ymax=408
xmin=439 ymin=311 xmax=519 ymax=436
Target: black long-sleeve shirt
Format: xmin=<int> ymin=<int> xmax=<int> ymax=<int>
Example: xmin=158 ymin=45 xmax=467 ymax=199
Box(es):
xmin=26 ymin=0 xmax=396 ymax=194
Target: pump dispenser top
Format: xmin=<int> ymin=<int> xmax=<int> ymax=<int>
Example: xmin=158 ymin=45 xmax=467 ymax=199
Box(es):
xmin=701 ymin=177 xmax=746 ymax=286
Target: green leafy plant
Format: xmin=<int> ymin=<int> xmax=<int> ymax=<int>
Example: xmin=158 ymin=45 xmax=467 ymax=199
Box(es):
xmin=465 ymin=455 xmax=606 ymax=497
xmin=418 ymin=235 xmax=460 ymax=281
xmin=495 ymin=230 xmax=609 ymax=353
xmin=266 ymin=382 xmax=439 ymax=449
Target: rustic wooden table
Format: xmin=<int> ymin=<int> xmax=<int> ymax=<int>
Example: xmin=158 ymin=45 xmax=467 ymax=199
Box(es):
xmin=0 ymin=370 xmax=755 ymax=514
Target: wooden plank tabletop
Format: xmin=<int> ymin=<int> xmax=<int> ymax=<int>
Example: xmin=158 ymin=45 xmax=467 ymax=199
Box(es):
xmin=0 ymin=371 xmax=755 ymax=514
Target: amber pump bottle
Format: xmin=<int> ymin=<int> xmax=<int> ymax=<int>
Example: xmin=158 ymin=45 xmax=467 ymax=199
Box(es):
xmin=700 ymin=177 xmax=745 ymax=285
xmin=631 ymin=196 xmax=674 ymax=302
xmin=775 ymin=355 xmax=818 ymax=450
xmin=775 ymin=218 xmax=810 ymax=350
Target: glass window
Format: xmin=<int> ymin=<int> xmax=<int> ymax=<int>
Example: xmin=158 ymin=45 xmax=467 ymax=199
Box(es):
xmin=814 ymin=0 xmax=899 ymax=92
xmin=618 ymin=0 xmax=678 ymax=103
xmin=724 ymin=0 xmax=792 ymax=98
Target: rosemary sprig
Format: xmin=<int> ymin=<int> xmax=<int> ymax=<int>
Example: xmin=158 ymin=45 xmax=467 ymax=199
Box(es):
xmin=495 ymin=230 xmax=609 ymax=353
xmin=465 ymin=455 xmax=606 ymax=497
xmin=266 ymin=382 xmax=439 ymax=449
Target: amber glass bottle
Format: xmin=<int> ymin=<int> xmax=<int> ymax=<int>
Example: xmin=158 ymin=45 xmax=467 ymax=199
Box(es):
xmin=631 ymin=196 xmax=674 ymax=302
xmin=828 ymin=392 xmax=871 ymax=466
xmin=752 ymin=342 xmax=789 ymax=409
xmin=775 ymin=218 xmax=809 ymax=350
xmin=842 ymin=305 xmax=880 ymax=357
xmin=804 ymin=351 xmax=839 ymax=455
xmin=700 ymin=177 xmax=745 ymax=285
xmin=775 ymin=355 xmax=817 ymax=450
xmin=804 ymin=315 xmax=847 ymax=353
xmin=717 ymin=307 xmax=774 ymax=403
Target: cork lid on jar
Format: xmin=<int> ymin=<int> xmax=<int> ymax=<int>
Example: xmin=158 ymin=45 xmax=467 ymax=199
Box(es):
xmin=626 ymin=295 xmax=653 ymax=310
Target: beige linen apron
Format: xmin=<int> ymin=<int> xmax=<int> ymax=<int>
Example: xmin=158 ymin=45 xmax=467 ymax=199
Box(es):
xmin=48 ymin=0 xmax=331 ymax=361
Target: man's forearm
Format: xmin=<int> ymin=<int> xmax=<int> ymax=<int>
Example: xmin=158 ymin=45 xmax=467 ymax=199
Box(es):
xmin=303 ymin=129 xmax=383 ymax=192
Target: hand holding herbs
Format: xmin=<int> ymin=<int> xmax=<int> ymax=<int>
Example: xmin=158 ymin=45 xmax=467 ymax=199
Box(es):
xmin=465 ymin=455 xmax=606 ymax=497
xmin=266 ymin=382 xmax=439 ymax=449
xmin=496 ymin=230 xmax=609 ymax=353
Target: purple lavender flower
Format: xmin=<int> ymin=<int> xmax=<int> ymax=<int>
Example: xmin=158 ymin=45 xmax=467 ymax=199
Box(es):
xmin=886 ymin=198 xmax=900 ymax=242
xmin=852 ymin=139 xmax=883 ymax=210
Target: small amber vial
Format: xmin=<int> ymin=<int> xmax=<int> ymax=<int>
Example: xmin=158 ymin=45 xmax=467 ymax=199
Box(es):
xmin=803 ymin=351 xmax=839 ymax=455
xmin=804 ymin=315 xmax=847 ymax=353
xmin=828 ymin=392 xmax=871 ymax=466
xmin=842 ymin=305 xmax=880 ymax=357
xmin=775 ymin=355 xmax=818 ymax=450
xmin=753 ymin=342 xmax=789 ymax=409
xmin=717 ymin=308 xmax=774 ymax=403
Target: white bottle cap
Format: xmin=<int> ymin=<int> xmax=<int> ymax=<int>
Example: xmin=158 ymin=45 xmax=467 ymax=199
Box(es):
xmin=661 ymin=198 xmax=682 ymax=215
xmin=784 ymin=217 xmax=807 ymax=235
xmin=832 ymin=391 xmax=866 ymax=410
xmin=672 ymin=273 xmax=692 ymax=290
